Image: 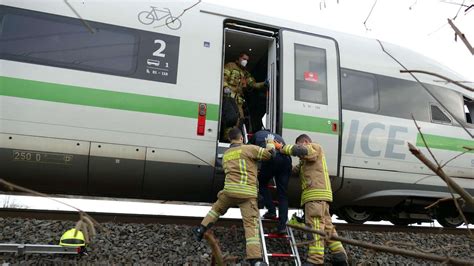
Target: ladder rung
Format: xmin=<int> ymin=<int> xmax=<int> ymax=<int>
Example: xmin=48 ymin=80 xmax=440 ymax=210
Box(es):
xmin=264 ymin=233 xmax=289 ymax=238
xmin=268 ymin=253 xmax=295 ymax=258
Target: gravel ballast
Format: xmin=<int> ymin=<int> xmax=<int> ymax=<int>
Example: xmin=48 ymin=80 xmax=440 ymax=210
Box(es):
xmin=0 ymin=217 xmax=473 ymax=265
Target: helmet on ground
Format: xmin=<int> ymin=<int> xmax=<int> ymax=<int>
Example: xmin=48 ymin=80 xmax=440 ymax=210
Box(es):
xmin=59 ymin=228 xmax=86 ymax=247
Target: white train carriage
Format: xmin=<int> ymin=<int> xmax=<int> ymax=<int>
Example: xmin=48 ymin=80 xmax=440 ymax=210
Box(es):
xmin=0 ymin=0 xmax=472 ymax=227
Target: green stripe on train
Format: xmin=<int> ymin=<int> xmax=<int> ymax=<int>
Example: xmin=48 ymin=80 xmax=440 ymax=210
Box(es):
xmin=0 ymin=76 xmax=219 ymax=121
xmin=416 ymin=133 xmax=474 ymax=153
xmin=283 ymin=113 xmax=338 ymax=135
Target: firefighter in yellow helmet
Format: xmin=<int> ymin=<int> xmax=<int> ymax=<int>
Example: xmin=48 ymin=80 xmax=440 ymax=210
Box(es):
xmin=278 ymin=134 xmax=348 ymax=266
xmin=192 ymin=127 xmax=275 ymax=266
xmin=59 ymin=228 xmax=86 ymax=247
xmin=221 ymin=52 xmax=268 ymax=140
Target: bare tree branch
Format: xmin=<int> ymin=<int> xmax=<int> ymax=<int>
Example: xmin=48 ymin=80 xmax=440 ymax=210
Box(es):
xmin=453 ymin=0 xmax=466 ymax=20
xmin=64 ymin=0 xmax=95 ymax=34
xmin=411 ymin=114 xmax=442 ymax=167
xmin=385 ymin=241 xmax=469 ymax=254
xmin=410 ymin=117 xmax=472 ymax=233
xmin=448 ymin=18 xmax=474 ymax=55
xmin=407 ymin=143 xmax=474 ymax=208
xmin=441 ymin=148 xmax=472 ymax=169
xmin=288 ymin=224 xmax=474 ymax=265
xmin=0 ymin=178 xmax=106 ymax=243
xmin=425 ymin=196 xmax=460 ymax=209
xmin=377 ymin=39 xmax=473 ymax=138
xmin=446 ymin=185 xmax=472 ymax=236
xmin=409 ymin=0 xmax=418 ymax=10
xmin=363 ymin=0 xmax=378 ymax=31
xmin=154 ymin=0 xmax=202 ymax=29
xmin=400 ymin=70 xmax=473 ymax=92
xmin=203 ymin=230 xmax=224 ymax=266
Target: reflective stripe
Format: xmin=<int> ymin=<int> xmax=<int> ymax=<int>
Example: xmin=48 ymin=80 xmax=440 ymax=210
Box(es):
xmin=239 ymin=159 xmax=248 ymax=184
xmin=308 ymin=247 xmax=325 ymax=255
xmin=208 ymin=210 xmax=220 ymax=218
xmin=307 ymin=144 xmax=316 ymax=156
xmin=282 ymin=144 xmax=293 ymax=155
xmin=301 ymin=189 xmax=333 ymax=204
xmin=257 ymin=147 xmax=264 ymax=160
xmin=329 ymin=241 xmax=343 ymax=251
xmin=322 ymin=155 xmax=330 ymax=191
xmin=246 ymin=236 xmax=260 ymax=245
xmin=308 ymin=217 xmax=325 ymax=255
xmin=223 ymin=182 xmax=257 ymax=196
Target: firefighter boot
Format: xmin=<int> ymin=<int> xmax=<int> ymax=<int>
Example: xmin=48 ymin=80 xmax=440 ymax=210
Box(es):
xmin=247 ymin=259 xmax=268 ymax=266
xmin=192 ymin=225 xmax=207 ymax=241
xmin=332 ymin=252 xmax=349 ymax=266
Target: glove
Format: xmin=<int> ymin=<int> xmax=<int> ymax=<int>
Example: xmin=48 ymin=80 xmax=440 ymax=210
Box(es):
xmin=265 ymin=134 xmax=275 ymax=143
xmin=224 ymin=87 xmax=231 ymax=95
xmin=265 ymin=134 xmax=275 ymax=150
xmin=266 ymin=142 xmax=275 ymax=150
xmin=273 ymin=140 xmax=283 ymax=150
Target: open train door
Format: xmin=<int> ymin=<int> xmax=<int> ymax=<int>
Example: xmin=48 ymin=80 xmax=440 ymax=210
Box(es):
xmin=280 ymin=30 xmax=341 ymax=204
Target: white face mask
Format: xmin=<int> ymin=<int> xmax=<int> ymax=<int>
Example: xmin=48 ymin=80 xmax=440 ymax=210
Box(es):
xmin=240 ymin=59 xmax=248 ymax=67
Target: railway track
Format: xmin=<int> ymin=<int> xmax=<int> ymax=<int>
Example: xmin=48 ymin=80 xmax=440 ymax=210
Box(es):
xmin=0 ymin=208 xmax=470 ymax=235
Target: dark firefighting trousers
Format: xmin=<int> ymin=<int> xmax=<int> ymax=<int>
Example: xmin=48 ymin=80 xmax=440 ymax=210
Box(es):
xmin=305 ymin=200 xmax=346 ymax=264
xmin=201 ymin=190 xmax=261 ymax=259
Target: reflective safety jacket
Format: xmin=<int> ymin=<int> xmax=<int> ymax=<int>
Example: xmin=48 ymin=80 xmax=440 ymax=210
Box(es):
xmin=223 ymin=143 xmax=272 ymax=198
xmin=223 ymin=62 xmax=265 ymax=97
xmin=280 ymin=143 xmax=332 ymax=205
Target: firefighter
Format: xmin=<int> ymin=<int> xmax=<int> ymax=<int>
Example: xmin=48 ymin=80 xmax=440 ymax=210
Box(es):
xmin=277 ymin=134 xmax=348 ymax=266
xmin=192 ymin=127 xmax=275 ymax=266
xmin=221 ymin=52 xmax=268 ymax=141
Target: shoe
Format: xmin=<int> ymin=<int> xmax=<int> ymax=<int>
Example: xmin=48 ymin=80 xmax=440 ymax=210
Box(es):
xmin=276 ymin=226 xmax=287 ymax=235
xmin=248 ymin=259 xmax=268 ymax=266
xmin=192 ymin=225 xmax=206 ymax=241
xmin=262 ymin=212 xmax=277 ymax=220
xmin=332 ymin=252 xmax=349 ymax=266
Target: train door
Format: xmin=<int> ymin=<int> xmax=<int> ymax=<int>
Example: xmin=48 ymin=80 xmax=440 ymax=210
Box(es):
xmin=280 ymin=30 xmax=341 ymax=176
xmin=212 ymin=23 xmax=279 ymax=194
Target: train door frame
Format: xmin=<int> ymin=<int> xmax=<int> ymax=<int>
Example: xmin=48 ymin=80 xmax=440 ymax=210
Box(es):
xmin=217 ymin=23 xmax=280 ymax=142
xmin=212 ymin=21 xmax=280 ymax=194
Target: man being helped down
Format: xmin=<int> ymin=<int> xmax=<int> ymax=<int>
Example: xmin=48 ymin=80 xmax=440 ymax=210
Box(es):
xmin=250 ymin=130 xmax=292 ymax=234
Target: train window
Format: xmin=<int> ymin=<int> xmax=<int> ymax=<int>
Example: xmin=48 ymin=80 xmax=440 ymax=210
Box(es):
xmin=0 ymin=9 xmax=138 ymax=75
xmin=341 ymin=69 xmax=378 ymax=113
xmin=426 ymin=84 xmax=466 ymax=125
xmin=294 ymin=44 xmax=327 ymax=104
xmin=430 ymin=104 xmax=451 ymax=124
xmin=464 ymin=97 xmax=473 ymax=124
xmin=377 ymin=75 xmax=431 ymax=122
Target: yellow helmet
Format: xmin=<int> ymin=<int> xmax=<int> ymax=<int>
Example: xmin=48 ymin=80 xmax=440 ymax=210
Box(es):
xmin=59 ymin=228 xmax=86 ymax=247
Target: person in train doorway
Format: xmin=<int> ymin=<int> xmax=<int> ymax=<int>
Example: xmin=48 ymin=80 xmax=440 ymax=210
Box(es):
xmin=221 ymin=52 xmax=268 ymax=141
xmin=277 ymin=134 xmax=348 ymax=266
xmin=192 ymin=127 xmax=276 ymax=266
xmin=249 ymin=129 xmax=292 ymax=235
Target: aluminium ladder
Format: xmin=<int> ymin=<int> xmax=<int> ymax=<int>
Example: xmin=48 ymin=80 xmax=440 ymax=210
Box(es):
xmin=258 ymin=216 xmax=301 ymax=265
xmin=259 ymin=178 xmax=301 ymax=265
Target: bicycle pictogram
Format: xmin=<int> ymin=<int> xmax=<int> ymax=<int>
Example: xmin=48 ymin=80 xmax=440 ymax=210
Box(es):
xmin=138 ymin=6 xmax=182 ymax=30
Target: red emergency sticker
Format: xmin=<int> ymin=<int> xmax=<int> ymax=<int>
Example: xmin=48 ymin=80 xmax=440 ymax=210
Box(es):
xmin=304 ymin=71 xmax=319 ymax=82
